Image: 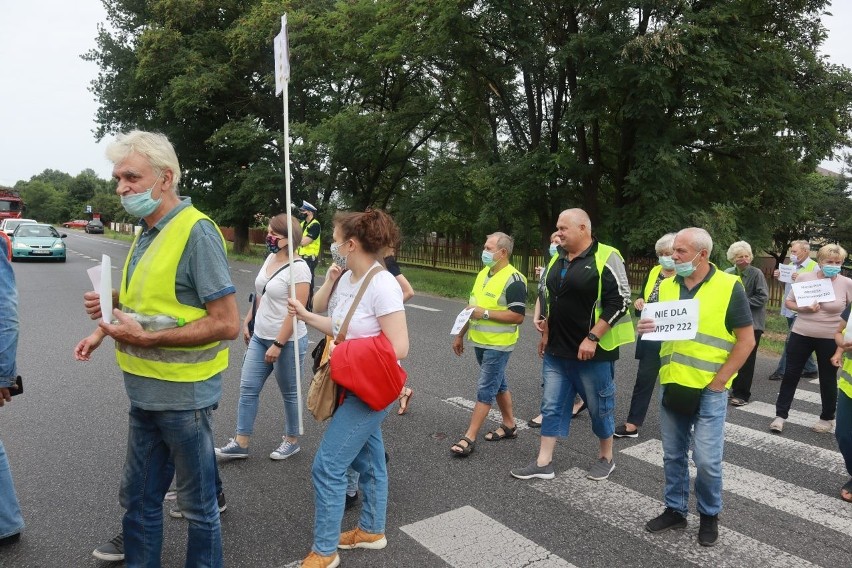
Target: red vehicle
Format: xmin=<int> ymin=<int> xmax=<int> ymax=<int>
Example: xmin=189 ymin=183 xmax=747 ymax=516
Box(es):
xmin=0 ymin=189 xmax=23 ymax=221
xmin=63 ymin=219 xmax=89 ymax=229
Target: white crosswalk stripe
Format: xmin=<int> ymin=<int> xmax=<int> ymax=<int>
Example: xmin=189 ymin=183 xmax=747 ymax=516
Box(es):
xmin=622 ymin=439 xmax=852 ymax=537
xmin=443 ymin=396 xmax=532 ymax=430
xmin=724 ymin=422 xmax=846 ymax=476
xmin=401 ymin=505 xmax=575 ymax=567
xmin=531 ymin=467 xmax=820 ymax=567
xmin=734 ymin=400 xmax=834 ymax=432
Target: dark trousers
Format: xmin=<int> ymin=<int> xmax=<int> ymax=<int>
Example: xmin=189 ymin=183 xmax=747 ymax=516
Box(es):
xmin=775 ymin=332 xmax=838 ymax=420
xmin=626 ymin=341 xmax=662 ymax=427
xmin=731 ymin=329 xmax=763 ymax=401
xmin=303 ymin=255 xmax=318 ymax=311
xmin=836 ymin=391 xmax=852 ymax=477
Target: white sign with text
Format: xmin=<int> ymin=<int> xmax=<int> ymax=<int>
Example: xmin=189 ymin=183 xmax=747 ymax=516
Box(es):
xmin=641 ymin=299 xmax=699 ymax=341
xmin=778 ymin=264 xmax=794 ymax=283
xmin=450 ymin=307 xmax=475 ymax=335
xmin=791 ymin=278 xmax=835 ymax=308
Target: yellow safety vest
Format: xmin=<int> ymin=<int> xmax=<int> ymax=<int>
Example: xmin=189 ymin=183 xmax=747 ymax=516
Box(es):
xmin=544 ymin=242 xmax=634 ymax=351
xmin=467 ymin=263 xmax=526 ymax=350
xmin=115 ymin=206 xmax=229 ymax=382
xmin=643 ymin=265 xmax=664 ymax=301
xmin=298 ymin=217 xmax=321 ymax=257
xmin=658 ymin=267 xmax=739 ymax=389
xmin=838 ymin=346 xmax=852 ymax=400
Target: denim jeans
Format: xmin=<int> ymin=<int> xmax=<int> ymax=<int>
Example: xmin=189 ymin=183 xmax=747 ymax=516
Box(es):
xmin=836 ymin=391 xmax=852 ymax=477
xmin=474 ymin=347 xmax=511 ymax=404
xmin=0 ymin=237 xmax=18 ymax=388
xmin=0 ymin=440 xmax=24 ymax=539
xmin=540 ymin=355 xmax=615 ymax=439
xmin=775 ymin=333 xmax=838 ymax=420
xmin=730 ymin=330 xmax=763 ymax=402
xmin=659 ymin=386 xmax=728 ymax=516
xmin=120 ymin=405 xmax=222 ymax=568
xmin=236 ymin=334 xmax=308 ymax=437
xmin=312 ymin=393 xmax=390 ymax=555
xmin=626 ymin=341 xmax=661 ymax=426
xmin=774 ymin=316 xmax=817 ymax=375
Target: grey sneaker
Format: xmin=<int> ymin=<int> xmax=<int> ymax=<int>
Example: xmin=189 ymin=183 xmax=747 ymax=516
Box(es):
xmin=587 ymin=457 xmax=615 ymax=480
xmin=92 ymin=533 xmax=124 ymax=561
xmin=510 ymin=460 xmax=555 ymax=480
xmin=270 ymin=439 xmax=301 ymax=460
xmin=170 ymin=492 xmax=227 ymax=519
xmin=215 ymin=438 xmax=248 ymax=459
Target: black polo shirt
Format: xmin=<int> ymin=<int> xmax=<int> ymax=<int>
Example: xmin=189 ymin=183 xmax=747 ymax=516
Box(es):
xmin=545 ymin=240 xmax=630 ymax=361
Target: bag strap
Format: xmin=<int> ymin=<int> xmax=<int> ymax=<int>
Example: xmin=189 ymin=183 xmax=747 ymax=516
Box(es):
xmin=334 ymin=265 xmax=383 ymax=344
xmin=261 ymin=258 xmax=306 ymax=296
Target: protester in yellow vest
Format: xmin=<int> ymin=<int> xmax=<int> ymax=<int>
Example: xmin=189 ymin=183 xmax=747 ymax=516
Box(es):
xmin=637 ymin=227 xmax=754 ymax=547
xmin=831 ymin=309 xmax=852 ymax=504
xmin=450 ymin=232 xmax=527 ymax=457
xmin=511 ymin=208 xmax=633 ymax=484
xmin=73 ymin=130 xmax=240 ymax=566
xmin=298 ymin=200 xmax=321 ymax=311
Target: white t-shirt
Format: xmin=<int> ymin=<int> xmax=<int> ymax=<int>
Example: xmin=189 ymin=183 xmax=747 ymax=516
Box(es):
xmin=331 ymin=263 xmax=404 ymax=339
xmin=254 ymin=255 xmax=312 ymax=341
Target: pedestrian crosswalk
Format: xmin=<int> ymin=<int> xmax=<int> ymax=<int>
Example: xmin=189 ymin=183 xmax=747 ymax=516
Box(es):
xmin=418 ymin=386 xmax=849 ymax=567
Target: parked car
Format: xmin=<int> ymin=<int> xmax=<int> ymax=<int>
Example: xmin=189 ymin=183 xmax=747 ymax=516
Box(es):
xmin=85 ymin=219 xmax=104 ymax=234
xmin=1 ymin=218 xmax=37 ymax=236
xmin=63 ymin=219 xmax=89 ymax=229
xmin=10 ymin=223 xmax=66 ymax=262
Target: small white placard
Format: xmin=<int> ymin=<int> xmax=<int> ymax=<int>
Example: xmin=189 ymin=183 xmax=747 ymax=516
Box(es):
xmin=450 ymin=307 xmax=475 ymax=335
xmin=791 ymin=278 xmax=835 ymax=308
xmin=641 ymin=299 xmax=699 ymax=341
xmin=778 ymin=264 xmax=794 ymax=283
xmin=99 ymin=255 xmax=113 ymax=323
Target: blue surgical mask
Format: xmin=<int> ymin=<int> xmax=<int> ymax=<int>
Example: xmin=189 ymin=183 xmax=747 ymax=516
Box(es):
xmin=121 ymin=176 xmax=163 ymax=218
xmin=481 ymin=249 xmax=496 ymax=267
xmin=659 ymin=255 xmax=676 ymax=270
xmin=548 ymin=243 xmax=559 ymax=257
xmin=789 ymin=254 xmax=798 ymax=264
xmin=822 ymin=265 xmax=841 ymax=278
xmin=266 ymin=235 xmax=282 ymax=254
xmin=674 ymin=252 xmax=701 ymax=277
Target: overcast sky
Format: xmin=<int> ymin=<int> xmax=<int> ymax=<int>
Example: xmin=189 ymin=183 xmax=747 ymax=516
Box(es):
xmin=1 ymin=2 xmax=850 ymax=188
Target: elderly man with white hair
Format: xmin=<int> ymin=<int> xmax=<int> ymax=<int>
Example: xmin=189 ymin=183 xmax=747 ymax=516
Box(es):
xmin=725 ymin=241 xmax=768 ymax=406
xmin=638 ymin=227 xmax=754 ymax=547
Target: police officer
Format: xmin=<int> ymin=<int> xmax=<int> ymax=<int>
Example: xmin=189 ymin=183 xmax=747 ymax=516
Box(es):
xmin=298 ymin=200 xmax=321 ymax=311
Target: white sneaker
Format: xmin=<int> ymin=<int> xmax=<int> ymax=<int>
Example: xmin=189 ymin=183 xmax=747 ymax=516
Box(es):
xmin=812 ymin=419 xmax=835 ymax=433
xmin=769 ymin=417 xmax=784 ymax=433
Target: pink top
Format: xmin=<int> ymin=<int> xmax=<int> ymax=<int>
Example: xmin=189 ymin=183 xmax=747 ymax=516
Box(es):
xmin=787 ymin=271 xmax=852 ymax=339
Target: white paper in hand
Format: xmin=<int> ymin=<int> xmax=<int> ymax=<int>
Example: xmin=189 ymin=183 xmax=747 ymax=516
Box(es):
xmin=778 ymin=264 xmax=794 ymax=283
xmin=450 ymin=307 xmax=475 ymax=335
xmin=640 ymin=299 xmax=699 ymax=341
xmin=100 ymin=254 xmax=113 ymax=324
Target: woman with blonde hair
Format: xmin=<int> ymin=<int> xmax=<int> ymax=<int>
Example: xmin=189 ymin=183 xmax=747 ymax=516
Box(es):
xmin=771 ymin=243 xmax=852 ymax=434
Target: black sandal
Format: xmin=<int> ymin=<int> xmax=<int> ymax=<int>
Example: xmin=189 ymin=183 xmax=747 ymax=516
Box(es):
xmin=484 ymin=424 xmax=518 ymax=441
xmin=451 ymin=436 xmax=475 ymax=457
xmin=841 ymin=479 xmax=852 ymax=503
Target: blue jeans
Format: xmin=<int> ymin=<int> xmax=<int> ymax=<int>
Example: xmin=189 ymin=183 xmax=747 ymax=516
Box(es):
xmin=312 ymin=393 xmax=390 ymax=555
xmin=474 ymin=347 xmax=511 ymax=403
xmin=236 ymin=335 xmax=308 ymax=438
xmin=774 ymin=316 xmax=817 ymax=375
xmin=0 ymin=440 xmax=24 ymax=539
xmin=540 ymin=355 xmax=615 ymax=439
xmin=837 ymin=390 xmax=852 ymax=478
xmin=120 ymin=405 xmax=222 ymax=568
xmin=659 ymin=386 xmax=728 ymax=517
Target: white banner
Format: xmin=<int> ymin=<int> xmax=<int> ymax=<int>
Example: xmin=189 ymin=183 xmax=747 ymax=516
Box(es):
xmin=274 ymin=14 xmax=290 ymax=95
xmin=640 ymin=299 xmax=699 ymax=341
xmin=791 ymin=278 xmax=835 ymax=308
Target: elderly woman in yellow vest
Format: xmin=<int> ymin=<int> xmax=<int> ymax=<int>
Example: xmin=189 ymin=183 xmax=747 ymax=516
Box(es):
xmin=614 ymin=232 xmax=676 ymax=439
xmin=831 ymin=306 xmax=852 ymax=503
xmin=771 ymin=243 xmax=852 ymax=434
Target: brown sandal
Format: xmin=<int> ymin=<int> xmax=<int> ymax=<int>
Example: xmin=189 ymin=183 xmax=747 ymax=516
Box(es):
xmin=450 ymin=436 xmax=475 ymax=456
xmin=398 ymin=387 xmax=413 ymax=415
xmin=484 ymin=424 xmax=518 ymax=441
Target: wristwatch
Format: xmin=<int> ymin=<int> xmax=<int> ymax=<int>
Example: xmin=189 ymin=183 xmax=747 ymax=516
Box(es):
xmin=587 ymin=332 xmax=600 ymax=342
xmin=483 ymin=310 xmax=490 ymax=320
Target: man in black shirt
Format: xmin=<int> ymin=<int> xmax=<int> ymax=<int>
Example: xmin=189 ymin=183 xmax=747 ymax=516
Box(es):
xmin=511 ymin=208 xmax=632 ymax=482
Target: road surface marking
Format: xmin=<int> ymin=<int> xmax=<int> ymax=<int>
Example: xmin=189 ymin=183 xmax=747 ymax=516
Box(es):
xmin=406 ymin=303 xmax=441 ymax=312
xmin=724 ymin=422 xmax=846 ymax=476
xmin=735 ymin=401 xmax=834 ymax=432
xmin=444 ymin=396 xmax=531 ymax=430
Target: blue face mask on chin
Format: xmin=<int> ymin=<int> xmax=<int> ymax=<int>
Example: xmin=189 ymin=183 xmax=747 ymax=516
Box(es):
xmin=822 ymin=264 xmax=841 ymax=278
xmin=674 ymin=252 xmax=701 ymax=277
xmin=121 ymin=176 xmax=163 ymax=218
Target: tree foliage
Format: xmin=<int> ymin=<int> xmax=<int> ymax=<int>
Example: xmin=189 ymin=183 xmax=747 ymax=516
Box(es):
xmin=83 ymin=0 xmax=852 ymax=257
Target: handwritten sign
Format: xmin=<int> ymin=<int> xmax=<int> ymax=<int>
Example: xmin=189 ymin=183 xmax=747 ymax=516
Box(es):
xmin=641 ymin=299 xmax=699 ymax=341
xmin=450 ymin=307 xmax=475 ymax=335
xmin=778 ymin=264 xmax=794 ymax=283
xmin=791 ymin=278 xmax=835 ymax=308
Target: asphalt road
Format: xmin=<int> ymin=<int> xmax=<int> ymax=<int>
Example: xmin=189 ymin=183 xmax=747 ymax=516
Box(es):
xmin=2 ymin=230 xmax=850 ymax=567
